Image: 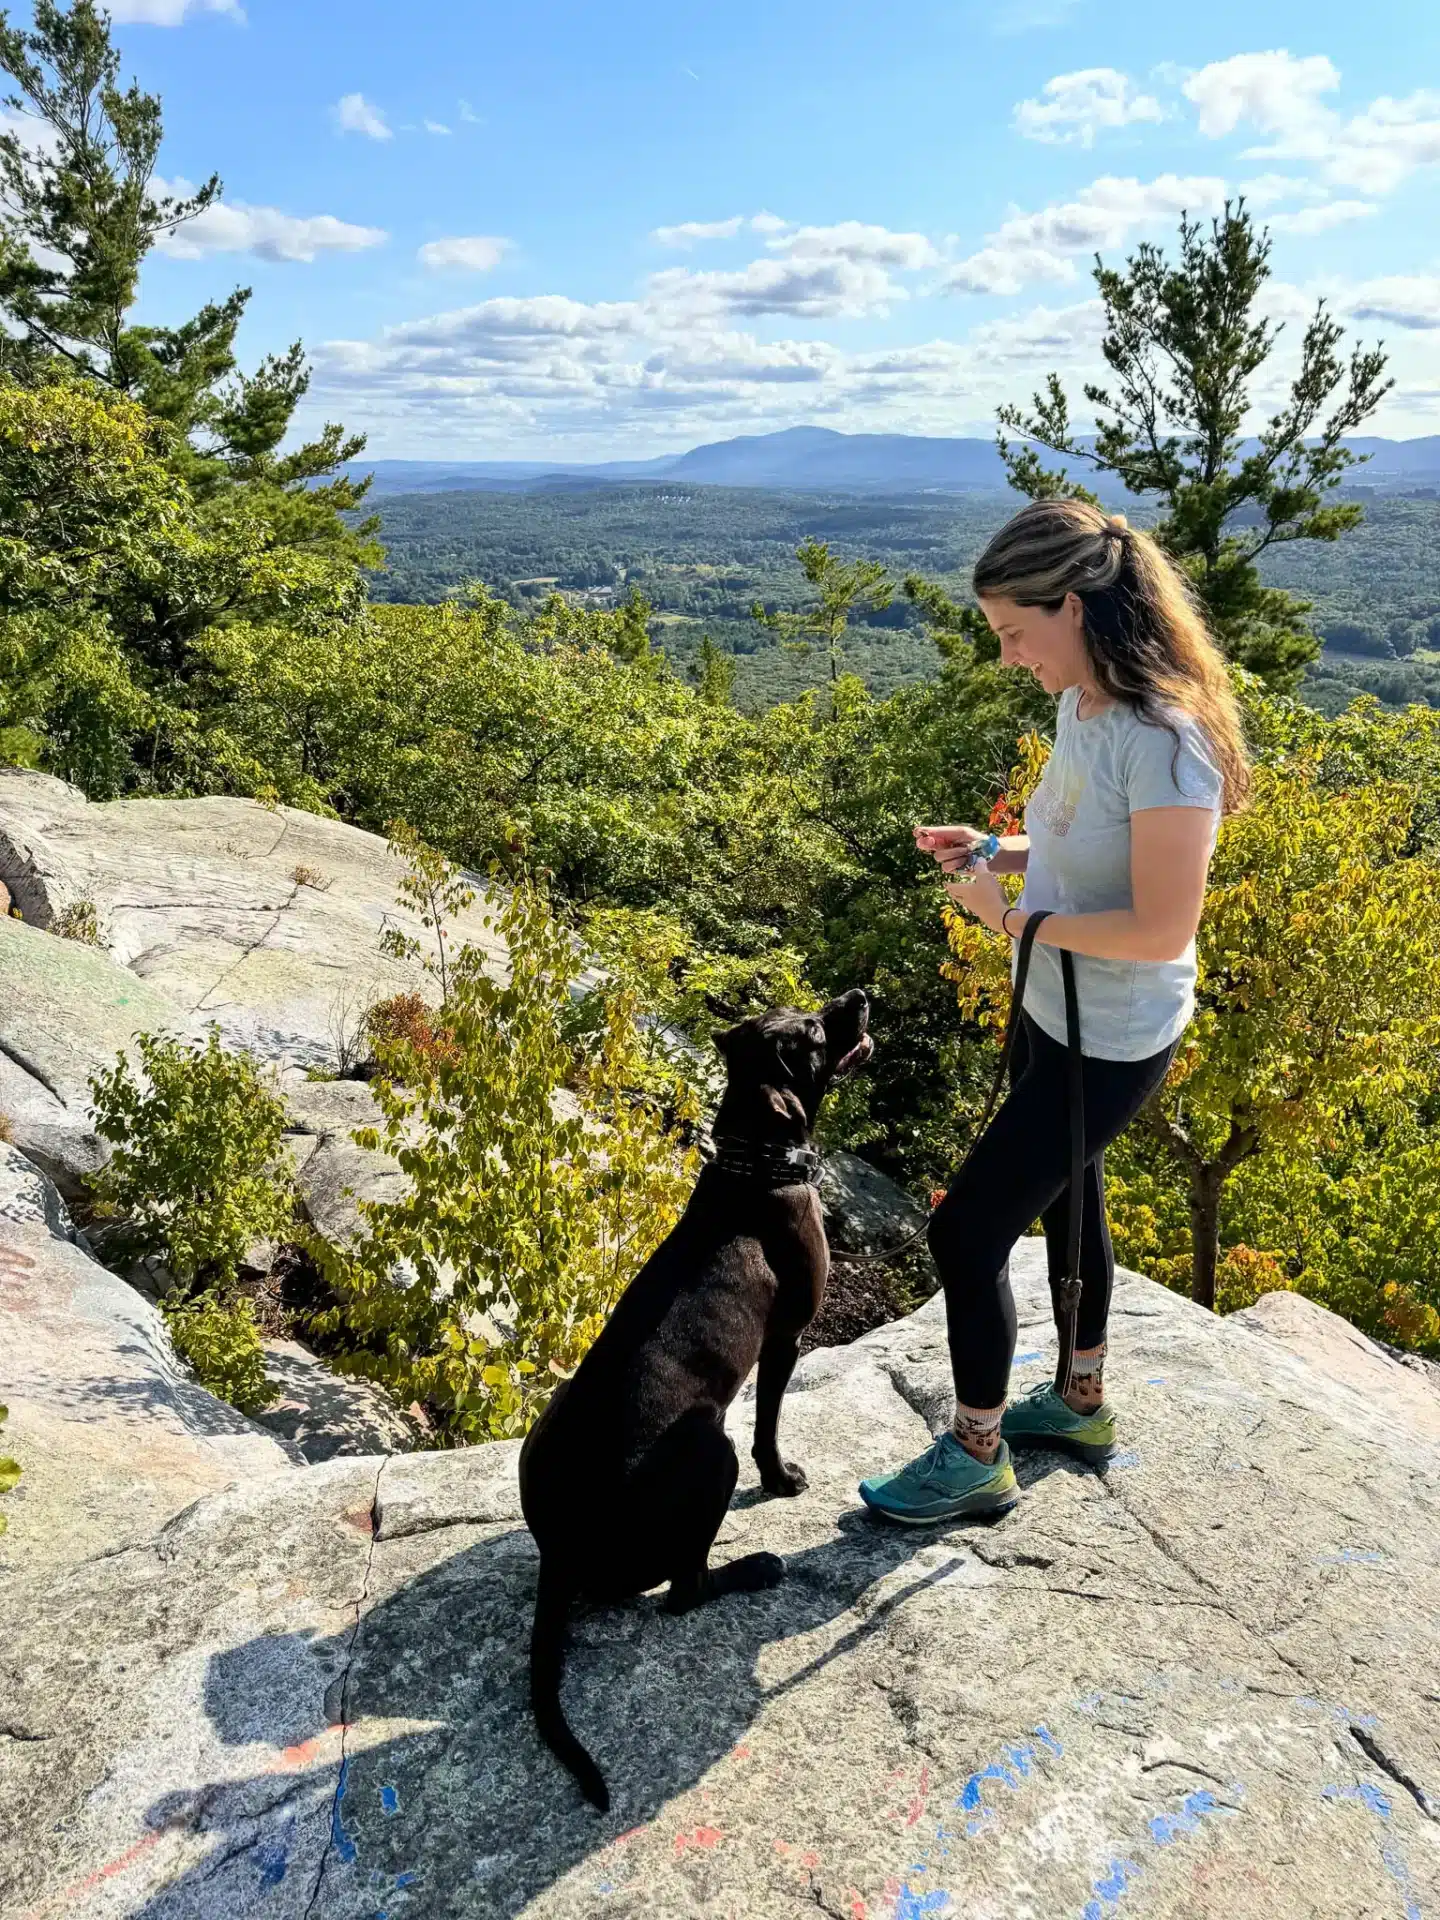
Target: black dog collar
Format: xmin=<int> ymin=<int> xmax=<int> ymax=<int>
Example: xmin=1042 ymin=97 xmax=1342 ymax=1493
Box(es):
xmin=704 ymin=1136 xmax=824 ymax=1189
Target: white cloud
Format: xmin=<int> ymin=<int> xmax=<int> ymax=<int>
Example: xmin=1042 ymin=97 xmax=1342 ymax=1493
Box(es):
xmin=1186 ymin=53 xmax=1440 ymax=197
xmin=1330 ymin=92 xmax=1440 ymax=195
xmin=649 ymin=255 xmax=905 ymax=319
xmin=108 ymin=0 xmax=241 ymax=20
xmin=1347 ymin=276 xmax=1440 ymax=331
xmin=0 ymin=106 xmax=57 ymax=156
xmin=1183 ymin=51 xmax=1339 ymax=140
xmin=458 ymin=100 xmax=483 ymax=125
xmin=1236 ymin=172 xmax=1326 ymax=209
xmin=424 ymin=119 xmax=452 ymax=136
xmin=651 ymin=212 xmax=794 ymax=248
xmin=773 ymin=221 xmax=940 ymax=269
xmin=1014 ymin=68 xmax=1164 ymax=147
xmin=652 ymin=216 xmax=746 ymax=248
xmin=308 ymin=252 xmax=1114 ymax=454
xmin=334 ymin=93 xmax=392 ymax=141
xmin=150 ymin=178 xmax=386 ymax=263
xmin=944 ymin=173 xmax=1225 ymax=295
xmin=417 ymin=235 xmax=510 ymax=271
xmin=1266 ymin=198 xmax=1377 ymax=236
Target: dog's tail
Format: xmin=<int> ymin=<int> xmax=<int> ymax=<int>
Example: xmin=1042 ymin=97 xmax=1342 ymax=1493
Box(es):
xmin=530 ymin=1558 xmax=610 ymax=1812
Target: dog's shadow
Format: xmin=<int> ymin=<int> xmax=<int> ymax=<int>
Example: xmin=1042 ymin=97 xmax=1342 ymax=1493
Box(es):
xmin=120 ymin=1474 xmax=1071 ymax=1919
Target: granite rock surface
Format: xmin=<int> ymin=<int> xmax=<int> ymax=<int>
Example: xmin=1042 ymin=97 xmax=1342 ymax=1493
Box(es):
xmin=3 ymin=1241 xmax=1436 ymax=1920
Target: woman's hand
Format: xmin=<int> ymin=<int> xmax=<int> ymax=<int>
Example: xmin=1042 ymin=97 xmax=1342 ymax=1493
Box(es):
xmin=941 ymin=862 xmax=1009 ymax=933
xmin=914 ymin=823 xmax=987 ymax=876
xmin=916 ymin=823 xmax=1029 ymax=878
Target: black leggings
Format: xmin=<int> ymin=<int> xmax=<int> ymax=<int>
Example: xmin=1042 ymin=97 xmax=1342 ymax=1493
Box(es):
xmin=927 ymin=1013 xmax=1175 ymax=1409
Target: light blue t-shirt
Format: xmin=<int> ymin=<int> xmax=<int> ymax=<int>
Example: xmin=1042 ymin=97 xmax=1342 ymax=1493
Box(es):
xmin=1017 ymin=688 xmax=1223 ymax=1062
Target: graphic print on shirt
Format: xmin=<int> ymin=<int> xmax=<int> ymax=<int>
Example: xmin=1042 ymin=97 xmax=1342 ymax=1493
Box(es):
xmin=1028 ymin=752 xmax=1086 ymax=839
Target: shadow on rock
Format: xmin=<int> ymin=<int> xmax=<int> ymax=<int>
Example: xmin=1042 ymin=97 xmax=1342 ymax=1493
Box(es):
xmin=126 ymin=1501 xmax=977 ymax=1918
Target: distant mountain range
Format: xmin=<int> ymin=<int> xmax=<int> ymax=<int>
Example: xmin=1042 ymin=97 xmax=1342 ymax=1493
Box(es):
xmin=344 ymin=424 xmax=1440 ymax=498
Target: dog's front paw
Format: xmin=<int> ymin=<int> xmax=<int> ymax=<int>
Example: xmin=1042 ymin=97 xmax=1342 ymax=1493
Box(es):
xmin=759 ymin=1459 xmax=808 ymax=1498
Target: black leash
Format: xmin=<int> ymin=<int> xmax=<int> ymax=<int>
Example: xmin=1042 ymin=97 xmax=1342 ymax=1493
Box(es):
xmin=840 ymin=911 xmax=1086 ymax=1399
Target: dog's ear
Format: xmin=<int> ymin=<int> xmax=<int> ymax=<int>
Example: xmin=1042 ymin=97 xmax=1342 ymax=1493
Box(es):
xmin=712 ymin=1024 xmax=741 ymax=1060
xmin=765 ymin=1085 xmax=807 ymax=1128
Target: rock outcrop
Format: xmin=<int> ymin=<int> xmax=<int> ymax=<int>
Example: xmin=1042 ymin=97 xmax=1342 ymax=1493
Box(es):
xmin=0 ymin=1152 xmax=298 ymax=1574
xmin=3 ymin=1234 xmax=1437 ymax=1919
xmin=0 ymin=767 xmax=504 ymax=1234
xmin=0 ymin=770 xmax=504 ymax=1111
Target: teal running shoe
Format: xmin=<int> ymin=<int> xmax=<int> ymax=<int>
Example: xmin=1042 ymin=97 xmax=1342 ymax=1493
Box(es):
xmin=1002 ymin=1382 xmax=1116 ymax=1464
xmin=859 ymin=1433 xmax=1019 ymax=1526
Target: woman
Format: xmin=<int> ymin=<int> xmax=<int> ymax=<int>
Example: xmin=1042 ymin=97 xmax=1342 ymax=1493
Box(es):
xmin=859 ymin=498 xmax=1249 ymax=1525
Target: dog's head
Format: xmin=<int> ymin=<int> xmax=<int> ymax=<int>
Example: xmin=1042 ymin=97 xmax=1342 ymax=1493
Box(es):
xmin=713 ymin=989 xmax=872 ymax=1136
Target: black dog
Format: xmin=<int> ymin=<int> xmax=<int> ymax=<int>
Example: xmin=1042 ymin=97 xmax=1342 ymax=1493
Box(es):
xmin=518 ymin=989 xmax=871 ymax=1810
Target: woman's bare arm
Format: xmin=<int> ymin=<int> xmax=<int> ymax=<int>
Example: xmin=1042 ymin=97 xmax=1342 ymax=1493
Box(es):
xmin=1024 ymin=808 xmax=1212 ymax=962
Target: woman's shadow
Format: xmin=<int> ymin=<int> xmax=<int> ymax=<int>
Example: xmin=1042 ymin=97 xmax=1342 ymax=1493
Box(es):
xmin=120 ymin=1481 xmax=1042 ymax=1919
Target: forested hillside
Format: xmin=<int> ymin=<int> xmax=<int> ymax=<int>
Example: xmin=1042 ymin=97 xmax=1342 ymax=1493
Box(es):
xmin=364 ymin=482 xmax=1440 ymax=709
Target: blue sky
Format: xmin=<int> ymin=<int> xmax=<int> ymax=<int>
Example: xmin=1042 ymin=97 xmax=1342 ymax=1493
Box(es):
xmin=55 ymin=0 xmax=1440 ymax=456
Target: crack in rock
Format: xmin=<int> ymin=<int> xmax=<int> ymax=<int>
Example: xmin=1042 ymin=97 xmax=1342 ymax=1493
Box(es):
xmin=193 ymin=879 xmax=305 ymax=1015
xmin=1349 ymin=1723 xmax=1438 ymax=1821
xmin=0 ymin=1034 xmax=66 ymax=1106
xmin=303 ymin=1458 xmax=387 ymax=1919
xmin=0 ymin=1723 xmax=55 ymax=1741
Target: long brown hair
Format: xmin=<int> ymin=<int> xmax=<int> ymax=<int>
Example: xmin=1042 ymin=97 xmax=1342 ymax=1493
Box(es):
xmin=972 ymin=498 xmax=1250 ymax=813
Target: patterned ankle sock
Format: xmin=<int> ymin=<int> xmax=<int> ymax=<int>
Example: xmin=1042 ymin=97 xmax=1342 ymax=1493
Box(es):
xmin=952 ymin=1401 xmax=1004 ymax=1460
xmin=1069 ymin=1345 xmax=1106 ymax=1403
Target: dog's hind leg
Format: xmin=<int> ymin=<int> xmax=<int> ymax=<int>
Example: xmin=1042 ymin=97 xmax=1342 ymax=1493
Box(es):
xmin=627 ymin=1409 xmax=785 ymax=1617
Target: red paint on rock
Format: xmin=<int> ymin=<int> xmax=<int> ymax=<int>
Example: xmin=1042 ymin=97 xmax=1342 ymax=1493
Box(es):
xmin=674 ymin=1825 xmax=724 ymax=1856
xmin=904 ymin=1764 xmax=930 ymax=1827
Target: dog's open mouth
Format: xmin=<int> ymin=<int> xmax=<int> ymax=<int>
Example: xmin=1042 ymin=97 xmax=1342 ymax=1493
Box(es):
xmin=835 ymin=1033 xmax=874 ymax=1077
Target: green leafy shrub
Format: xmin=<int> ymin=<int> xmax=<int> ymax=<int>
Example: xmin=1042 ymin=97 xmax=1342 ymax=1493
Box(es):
xmin=309 ymin=866 xmax=701 ymax=1442
xmin=0 ymin=1403 xmax=19 ymax=1537
xmin=88 ymin=1028 xmax=296 ymax=1290
xmin=162 ymin=1291 xmax=275 ymax=1416
xmin=87 ymin=1029 xmax=294 ymax=1409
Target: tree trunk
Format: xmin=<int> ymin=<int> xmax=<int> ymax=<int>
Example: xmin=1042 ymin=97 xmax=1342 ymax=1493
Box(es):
xmin=1188 ymin=1163 xmax=1224 ymax=1311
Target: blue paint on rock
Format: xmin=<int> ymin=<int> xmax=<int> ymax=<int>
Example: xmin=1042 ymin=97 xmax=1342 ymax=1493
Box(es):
xmin=893 ymin=1890 xmax=949 ymax=1918
xmin=1323 ymin=1782 xmax=1391 ymax=1818
xmin=331 ymin=1758 xmax=359 ymax=1866
xmin=254 ymin=1831 xmax=290 ymax=1889
xmin=379 ymin=1785 xmax=400 ymax=1816
xmin=1082 ymin=1857 xmax=1143 ymax=1915
xmin=1148 ymin=1790 xmax=1218 ymax=1845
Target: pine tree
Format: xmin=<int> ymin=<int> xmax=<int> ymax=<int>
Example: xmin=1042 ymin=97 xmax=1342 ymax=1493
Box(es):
xmin=0 ymin=0 xmax=374 ymax=557
xmin=752 ymin=539 xmax=892 ymax=687
xmin=996 ymin=205 xmax=1391 ymax=692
